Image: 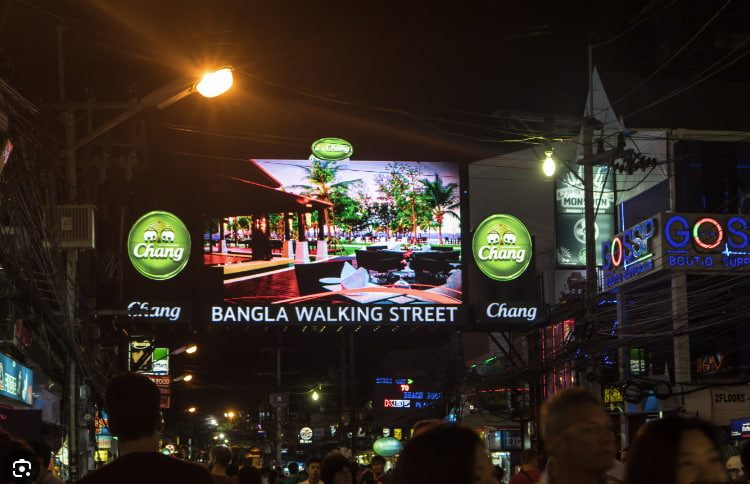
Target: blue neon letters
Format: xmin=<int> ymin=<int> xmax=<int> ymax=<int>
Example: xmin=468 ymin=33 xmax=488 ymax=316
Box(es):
xmin=601 ymin=219 xmax=655 ymax=270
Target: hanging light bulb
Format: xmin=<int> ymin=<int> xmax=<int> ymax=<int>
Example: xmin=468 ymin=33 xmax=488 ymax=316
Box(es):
xmin=543 ymin=150 xmax=556 ymax=177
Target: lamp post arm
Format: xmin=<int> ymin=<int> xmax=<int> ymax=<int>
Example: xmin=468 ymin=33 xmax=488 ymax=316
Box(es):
xmin=60 ymin=77 xmax=194 ymax=158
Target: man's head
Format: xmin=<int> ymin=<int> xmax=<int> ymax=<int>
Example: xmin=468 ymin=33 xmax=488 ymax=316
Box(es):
xmin=211 ymin=445 xmax=232 ymax=469
xmin=540 ymin=387 xmax=616 ymax=475
xmin=289 ymin=462 xmax=299 ymax=475
xmin=27 ymin=440 xmax=51 ymax=482
xmin=726 ymin=456 xmax=744 ymax=483
xmin=307 ymin=458 xmax=322 ymax=482
xmin=520 ymin=449 xmax=538 ymax=470
xmin=105 ymin=372 xmax=162 ymax=442
xmin=370 ymin=455 xmax=385 ymax=474
xmin=741 ymin=440 xmax=750 ymax=480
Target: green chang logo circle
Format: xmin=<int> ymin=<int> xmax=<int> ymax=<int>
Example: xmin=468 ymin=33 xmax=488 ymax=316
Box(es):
xmin=127 ymin=211 xmax=191 ymax=280
xmin=472 ymin=214 xmax=532 ymax=281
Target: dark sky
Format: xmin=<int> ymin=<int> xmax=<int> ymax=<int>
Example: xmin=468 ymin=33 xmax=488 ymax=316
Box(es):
xmin=1 ymin=1 xmax=678 ymax=161
xmin=3 ymin=0 xmax=750 ymax=416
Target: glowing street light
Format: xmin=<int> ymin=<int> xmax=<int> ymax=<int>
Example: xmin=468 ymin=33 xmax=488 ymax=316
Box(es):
xmin=63 ymin=67 xmax=234 ymax=157
xmin=312 ymin=391 xmax=319 ymax=401
xmin=187 ymin=406 xmax=197 ymax=413
xmin=174 ymin=374 xmax=193 ymax=382
xmin=171 ymin=344 xmax=198 ymax=356
xmin=195 ymin=68 xmax=233 ymax=98
xmin=543 ymin=150 xmax=556 ymax=177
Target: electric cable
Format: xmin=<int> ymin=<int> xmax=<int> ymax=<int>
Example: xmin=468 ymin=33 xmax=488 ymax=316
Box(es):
xmin=610 ymin=0 xmax=733 ymax=109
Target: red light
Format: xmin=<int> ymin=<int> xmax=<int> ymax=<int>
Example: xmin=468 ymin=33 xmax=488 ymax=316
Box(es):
xmin=692 ymin=217 xmax=723 ymax=249
xmin=611 ymin=237 xmax=623 ymax=267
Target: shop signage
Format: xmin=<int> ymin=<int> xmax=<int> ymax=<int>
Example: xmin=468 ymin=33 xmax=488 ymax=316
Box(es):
xmin=0 ymin=353 xmax=33 ymax=405
xmin=152 ymin=348 xmax=169 ymax=375
xmin=601 ymin=217 xmax=659 ymax=290
xmin=730 ymin=418 xmax=750 ymax=439
xmin=300 ymin=427 xmax=313 ymax=441
xmin=484 ymin=302 xmax=540 ymax=322
xmin=128 ymin=339 xmax=154 ymax=372
xmin=373 ymin=437 xmax=402 ymax=457
xmin=375 ymin=377 xmax=442 ymax=410
xmin=604 ymin=213 xmax=750 ymax=290
xmin=126 ymin=301 xmax=190 ymax=323
xmin=503 ymin=429 xmax=522 ymax=449
xmin=697 ymin=353 xmax=724 ymax=375
xmin=127 ymin=211 xmax=191 ymax=281
xmin=711 ymin=387 xmax=750 ymax=426
xmin=208 ymin=304 xmax=461 ymax=325
xmin=311 ymin=138 xmax=353 ymax=161
xmin=472 ymin=214 xmax=532 ymax=281
xmin=144 ymin=374 xmax=171 ymax=409
xmin=662 ymin=213 xmax=750 ymax=270
xmin=601 ymin=214 xmax=665 ymax=290
xmin=555 ymin=164 xmax=615 ymax=266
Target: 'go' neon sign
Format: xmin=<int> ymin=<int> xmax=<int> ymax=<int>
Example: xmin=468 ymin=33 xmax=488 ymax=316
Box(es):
xmin=664 ymin=215 xmax=726 ymax=250
xmin=601 ymin=219 xmax=655 ymax=271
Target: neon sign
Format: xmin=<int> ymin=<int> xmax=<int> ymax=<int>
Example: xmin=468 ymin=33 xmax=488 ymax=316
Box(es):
xmin=602 ymin=213 xmax=750 ymax=290
xmin=663 ymin=214 xmax=750 ymax=268
xmin=601 ymin=218 xmax=655 ymax=271
xmin=601 ymin=217 xmax=659 ymax=289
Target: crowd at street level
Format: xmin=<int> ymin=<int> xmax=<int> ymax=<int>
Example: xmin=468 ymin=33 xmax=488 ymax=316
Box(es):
xmin=0 ymin=374 xmax=748 ymax=484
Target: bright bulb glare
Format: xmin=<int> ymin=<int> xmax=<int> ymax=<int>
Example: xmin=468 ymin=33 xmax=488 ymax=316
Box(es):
xmin=183 ymin=374 xmax=193 ymax=382
xmin=196 ymin=68 xmax=233 ymax=98
xmin=188 ymin=407 xmax=196 ymax=413
xmin=185 ymin=345 xmax=198 ymax=354
xmin=227 ymin=412 xmax=235 ymax=418
xmin=543 ymin=151 xmax=556 ymax=177
xmin=312 ymin=391 xmax=319 ymax=401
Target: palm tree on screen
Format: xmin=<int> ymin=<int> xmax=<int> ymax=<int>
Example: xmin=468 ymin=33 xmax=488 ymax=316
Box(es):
xmin=421 ymin=174 xmax=459 ymax=245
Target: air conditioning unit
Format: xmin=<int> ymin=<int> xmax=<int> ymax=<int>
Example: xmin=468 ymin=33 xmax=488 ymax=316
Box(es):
xmin=55 ymin=205 xmax=95 ymax=249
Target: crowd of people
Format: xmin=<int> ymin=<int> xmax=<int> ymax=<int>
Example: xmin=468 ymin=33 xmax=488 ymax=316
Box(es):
xmin=1 ymin=373 xmax=748 ymax=484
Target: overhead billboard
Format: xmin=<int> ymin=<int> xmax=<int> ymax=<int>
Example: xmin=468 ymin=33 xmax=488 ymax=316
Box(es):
xmin=123 ymin=157 xmax=464 ymax=326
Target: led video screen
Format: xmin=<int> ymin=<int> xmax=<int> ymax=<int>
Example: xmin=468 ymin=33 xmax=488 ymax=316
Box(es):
xmin=203 ymin=159 xmax=464 ymax=326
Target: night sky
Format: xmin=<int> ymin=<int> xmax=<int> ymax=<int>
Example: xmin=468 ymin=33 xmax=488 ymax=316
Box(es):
xmin=3 ymin=0 xmax=750 ymax=416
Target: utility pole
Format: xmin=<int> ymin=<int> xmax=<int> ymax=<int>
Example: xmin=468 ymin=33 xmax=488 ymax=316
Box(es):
xmin=583 ymin=122 xmax=597 ymax=301
xmin=58 ymin=24 xmax=83 ymax=481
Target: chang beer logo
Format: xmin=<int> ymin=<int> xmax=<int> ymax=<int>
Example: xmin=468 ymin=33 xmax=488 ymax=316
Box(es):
xmin=127 ymin=211 xmax=191 ymax=280
xmin=311 ymin=137 xmax=353 ymax=161
xmin=472 ymin=214 xmax=532 ymax=281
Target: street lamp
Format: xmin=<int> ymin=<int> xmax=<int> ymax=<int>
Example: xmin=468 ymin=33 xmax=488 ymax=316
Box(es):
xmin=174 ymin=374 xmax=193 ymax=382
xmin=62 ymin=67 xmax=233 ymax=157
xmin=195 ymin=68 xmax=233 ymax=98
xmin=172 ymin=345 xmax=198 ymax=356
xmin=542 ymin=150 xmax=556 ymax=177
